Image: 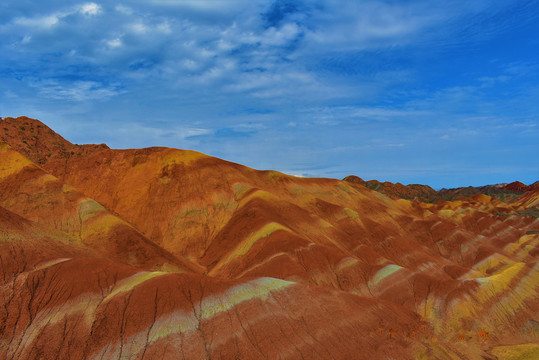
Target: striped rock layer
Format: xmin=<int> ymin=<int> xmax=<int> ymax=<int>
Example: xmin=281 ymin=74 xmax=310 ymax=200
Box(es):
xmin=1 ymin=116 xmax=538 ymax=359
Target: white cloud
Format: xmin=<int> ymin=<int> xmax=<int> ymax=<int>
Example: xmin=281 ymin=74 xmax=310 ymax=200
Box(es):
xmin=157 ymin=21 xmax=172 ymax=34
xmin=79 ymin=3 xmax=101 ymax=16
xmin=130 ymin=23 xmax=149 ymax=34
xmin=12 ymin=2 xmax=101 ymax=29
xmin=179 ymin=59 xmax=201 ymax=71
xmin=112 ymin=123 xmax=213 ymax=148
xmin=31 ymin=80 xmax=122 ymax=101
xmin=142 ymin=0 xmax=263 ymax=12
xmin=107 ymin=37 xmax=123 ymax=48
xmin=303 ymin=0 xmax=458 ymax=51
xmin=15 ymin=14 xmax=60 ymax=28
xmin=306 ymin=106 xmax=429 ymax=123
xmin=478 ymin=75 xmax=511 ymax=87
xmin=197 ymin=59 xmax=237 ymax=83
xmin=115 ymin=5 xmax=133 ymax=15
xmin=262 ymin=22 xmax=301 ymax=46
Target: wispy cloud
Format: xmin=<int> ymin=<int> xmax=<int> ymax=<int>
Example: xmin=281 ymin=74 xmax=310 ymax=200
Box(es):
xmin=12 ymin=2 xmax=101 ymax=29
xmin=33 ymin=80 xmax=122 ymax=101
xmin=107 ymin=123 xmax=213 ymax=149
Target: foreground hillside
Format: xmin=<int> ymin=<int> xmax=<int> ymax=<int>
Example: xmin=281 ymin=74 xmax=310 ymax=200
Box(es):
xmin=1 ymin=116 xmax=538 ymax=359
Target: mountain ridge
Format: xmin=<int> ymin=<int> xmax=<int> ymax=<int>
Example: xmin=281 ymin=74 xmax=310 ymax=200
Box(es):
xmin=343 ymin=174 xmax=538 ymax=203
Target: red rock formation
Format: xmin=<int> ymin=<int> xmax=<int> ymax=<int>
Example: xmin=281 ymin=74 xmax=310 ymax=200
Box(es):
xmin=1 ymin=116 xmax=538 ymax=359
xmin=504 ymin=181 xmax=528 ymax=192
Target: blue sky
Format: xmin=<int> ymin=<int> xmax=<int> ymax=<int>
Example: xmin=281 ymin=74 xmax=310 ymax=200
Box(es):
xmin=1 ymin=0 xmax=538 ymax=188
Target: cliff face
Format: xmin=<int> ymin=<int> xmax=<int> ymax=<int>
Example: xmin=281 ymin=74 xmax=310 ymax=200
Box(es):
xmin=1 ymin=116 xmax=538 ymax=359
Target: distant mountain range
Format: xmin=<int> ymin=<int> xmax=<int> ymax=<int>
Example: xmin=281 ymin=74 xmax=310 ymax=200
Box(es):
xmin=344 ymin=175 xmax=538 ymax=204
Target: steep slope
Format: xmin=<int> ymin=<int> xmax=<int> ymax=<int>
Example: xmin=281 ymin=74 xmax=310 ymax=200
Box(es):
xmin=1 ymin=116 xmax=538 ymax=359
xmin=515 ymin=188 xmax=539 ymax=212
xmin=0 ymin=141 xmax=199 ymax=273
xmin=0 ymin=116 xmax=108 ymax=166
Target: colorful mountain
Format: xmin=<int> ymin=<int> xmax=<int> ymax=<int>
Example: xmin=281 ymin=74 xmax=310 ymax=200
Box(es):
xmin=1 ymin=116 xmax=538 ymax=359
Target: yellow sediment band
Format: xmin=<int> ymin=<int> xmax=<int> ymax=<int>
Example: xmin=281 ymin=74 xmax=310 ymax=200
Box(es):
xmin=370 ymin=264 xmax=403 ymax=287
xmin=0 ymin=143 xmax=35 ymax=178
xmin=336 ymin=257 xmax=359 ymax=271
xmin=161 ymin=149 xmax=208 ymax=165
xmin=471 ymin=252 xmax=515 ymax=276
xmin=491 ymin=343 xmax=539 ymax=360
xmin=104 ymin=271 xmax=167 ymax=301
xmin=78 ymin=199 xmax=108 ymax=222
xmin=147 ymin=277 xmax=294 ymax=343
xmin=87 ymin=277 xmax=296 ymax=359
xmin=210 ymin=222 xmax=292 ymax=275
xmin=238 ymin=189 xmax=280 ymax=208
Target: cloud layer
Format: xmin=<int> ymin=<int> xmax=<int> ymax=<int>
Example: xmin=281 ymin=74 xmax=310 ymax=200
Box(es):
xmin=1 ymin=0 xmax=538 ymax=187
